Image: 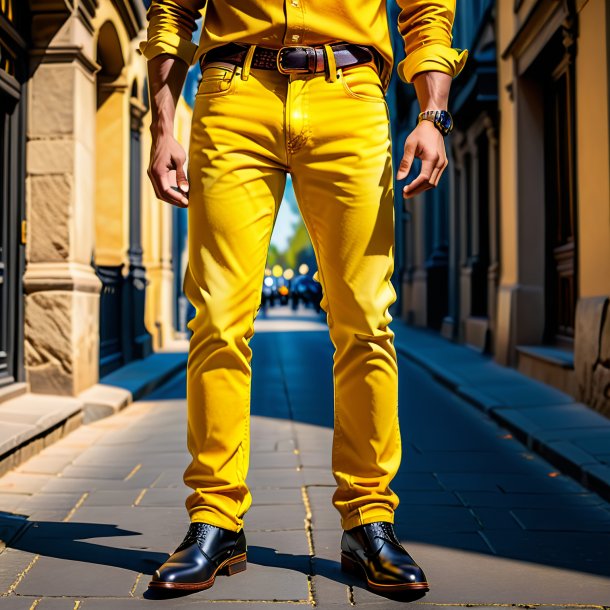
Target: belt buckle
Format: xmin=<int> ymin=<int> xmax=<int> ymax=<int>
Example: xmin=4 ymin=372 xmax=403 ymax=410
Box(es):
xmin=276 ymin=46 xmax=317 ymax=75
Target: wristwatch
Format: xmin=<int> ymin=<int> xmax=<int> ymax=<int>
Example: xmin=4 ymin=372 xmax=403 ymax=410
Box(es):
xmin=417 ymin=109 xmax=454 ymax=136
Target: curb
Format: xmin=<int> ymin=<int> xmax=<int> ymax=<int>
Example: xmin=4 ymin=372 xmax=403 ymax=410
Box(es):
xmin=0 ymin=350 xmax=188 ymax=475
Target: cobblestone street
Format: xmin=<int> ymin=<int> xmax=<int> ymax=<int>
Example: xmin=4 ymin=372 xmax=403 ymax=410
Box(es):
xmin=0 ymin=307 xmax=609 ymax=608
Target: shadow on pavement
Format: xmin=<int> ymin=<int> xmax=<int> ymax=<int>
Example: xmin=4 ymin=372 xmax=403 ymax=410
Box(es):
xmin=6 ymin=519 xmax=167 ymax=575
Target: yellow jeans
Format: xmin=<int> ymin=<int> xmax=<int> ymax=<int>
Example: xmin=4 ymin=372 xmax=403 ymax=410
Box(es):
xmin=183 ymin=45 xmax=401 ymax=532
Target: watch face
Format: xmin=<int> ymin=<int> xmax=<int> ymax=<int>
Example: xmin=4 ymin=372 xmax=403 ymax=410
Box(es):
xmin=437 ymin=111 xmax=453 ymax=133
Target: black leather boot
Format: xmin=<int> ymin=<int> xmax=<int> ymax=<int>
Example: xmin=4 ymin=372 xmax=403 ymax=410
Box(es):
xmin=341 ymin=521 xmax=429 ymax=592
xmin=149 ymin=522 xmax=247 ymax=591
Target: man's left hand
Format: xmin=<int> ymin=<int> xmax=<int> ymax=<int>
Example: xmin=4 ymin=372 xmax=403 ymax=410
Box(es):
xmin=396 ymin=117 xmax=448 ymax=199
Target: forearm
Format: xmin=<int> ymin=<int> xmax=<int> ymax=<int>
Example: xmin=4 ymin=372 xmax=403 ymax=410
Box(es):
xmin=412 ymin=70 xmax=452 ymax=112
xmin=148 ymin=54 xmax=189 ymax=138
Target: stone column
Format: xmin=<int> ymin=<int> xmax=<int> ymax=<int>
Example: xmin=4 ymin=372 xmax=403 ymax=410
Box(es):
xmin=24 ymin=0 xmax=101 ymax=396
xmin=124 ymin=95 xmax=153 ymax=359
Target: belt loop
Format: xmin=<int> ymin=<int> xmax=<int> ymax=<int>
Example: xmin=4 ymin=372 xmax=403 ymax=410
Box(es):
xmin=323 ymin=44 xmax=337 ymax=83
xmin=241 ymin=44 xmax=257 ymax=81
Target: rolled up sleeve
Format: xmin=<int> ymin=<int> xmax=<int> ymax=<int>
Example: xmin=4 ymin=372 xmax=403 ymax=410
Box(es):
xmin=395 ymin=0 xmax=468 ymax=84
xmin=138 ymin=0 xmax=204 ymax=66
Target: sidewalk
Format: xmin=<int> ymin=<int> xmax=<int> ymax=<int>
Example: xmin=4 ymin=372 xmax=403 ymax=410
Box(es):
xmin=391 ymin=320 xmax=610 ymax=502
xmin=0 ymin=307 xmax=608 ymax=608
xmin=0 ymin=346 xmax=189 ymax=477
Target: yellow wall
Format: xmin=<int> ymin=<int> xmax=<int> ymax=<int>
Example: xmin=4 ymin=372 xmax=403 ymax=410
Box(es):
xmin=576 ymin=0 xmax=610 ymax=297
xmin=497 ymin=0 xmax=518 ymax=288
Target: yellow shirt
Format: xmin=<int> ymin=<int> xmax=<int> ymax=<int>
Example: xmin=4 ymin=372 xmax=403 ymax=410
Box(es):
xmin=138 ymin=0 xmax=468 ymax=92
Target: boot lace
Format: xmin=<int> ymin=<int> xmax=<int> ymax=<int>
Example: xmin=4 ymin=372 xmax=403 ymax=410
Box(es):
xmin=174 ymin=523 xmax=215 ymax=553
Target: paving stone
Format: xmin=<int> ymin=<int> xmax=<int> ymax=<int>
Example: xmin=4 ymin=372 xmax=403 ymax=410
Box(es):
xmin=402 ymin=449 xmax=551 ymax=475
xmin=411 ymin=434 xmax=525 ymax=453
xmin=397 ymin=490 xmax=463 ymax=505
xmin=469 ymin=507 xmax=524 ymax=530
xmin=246 ymin=529 xmax=311 ymax=559
xmin=201 ymin=560 xmax=309 ymax=601
xmin=39 ymin=474 xmax=154 ymax=494
xmin=510 ymin=506 xmax=610 ymax=532
xmin=0 ymin=548 xmax=38 ymax=594
xmin=312 ymin=573 xmax=353 ymax=606
xmin=391 ymin=473 xmax=444 ymax=491
xmin=455 ymin=490 xmax=606 ymax=509
xmin=0 ymin=474 xmax=49 ymax=495
xmin=246 ymin=468 xmax=303 ymax=488
xmin=499 ymin=403 xmax=610 ymax=431
xmin=246 ymin=503 xmax=307 ymax=531
xmin=294 ymin=451 xmax=331 ymax=468
xmin=249 ymin=487 xmax=303 ymax=505
xmin=0 ymin=597 xmax=34 ymax=609
xmin=16 ymin=454 xmax=75 ymax=475
xmin=434 ymin=472 xmax=584 ymax=493
xmin=249 ymin=451 xmax=300 ymax=469
xmin=14 ymin=493 xmax=84 ymax=516
xmin=0 ymin=494 xmax=30 ymax=513
xmin=148 ymin=469 xmax=187 ymax=489
xmin=309 ymin=505 xmax=341 ymax=530
xmin=394 ymin=505 xmax=480 ymax=533
xmin=472 ymin=379 xmax=574 ymax=408
xmin=31 ymin=599 xmax=82 ymax=609
xmin=481 ymin=530 xmax=610 ymax=574
xmin=595 ymin=452 xmax=610 ymax=465
xmin=58 ymin=464 xmax=145 ymax=481
xmin=300 ymin=468 xmax=336 ymax=486
xmin=82 ymin=490 xmax=143 ymax=508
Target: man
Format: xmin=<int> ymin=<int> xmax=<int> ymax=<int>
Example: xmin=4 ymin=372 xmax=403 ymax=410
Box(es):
xmin=139 ymin=0 xmax=467 ymax=595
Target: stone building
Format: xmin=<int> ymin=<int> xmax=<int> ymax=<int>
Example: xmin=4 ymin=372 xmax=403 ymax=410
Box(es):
xmin=395 ymin=0 xmax=610 ymax=417
xmin=0 ymin=0 xmax=189 ymax=461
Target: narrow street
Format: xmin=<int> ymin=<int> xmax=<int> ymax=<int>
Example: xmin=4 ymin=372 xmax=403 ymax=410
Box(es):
xmin=0 ymin=306 xmax=609 ymax=608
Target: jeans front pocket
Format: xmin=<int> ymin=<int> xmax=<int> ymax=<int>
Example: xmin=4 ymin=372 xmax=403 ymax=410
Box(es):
xmin=340 ymin=63 xmax=386 ymax=103
xmin=196 ymin=62 xmax=239 ymax=98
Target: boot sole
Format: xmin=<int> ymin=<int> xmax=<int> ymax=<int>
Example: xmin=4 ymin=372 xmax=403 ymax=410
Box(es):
xmin=341 ymin=551 xmax=429 ymax=592
xmin=148 ymin=552 xmax=247 ymax=591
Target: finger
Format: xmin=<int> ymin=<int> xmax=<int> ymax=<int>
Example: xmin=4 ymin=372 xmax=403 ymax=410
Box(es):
xmin=175 ymin=161 xmax=190 ymax=195
xmin=396 ymin=140 xmax=417 ymax=180
xmin=403 ymin=181 xmax=434 ymax=200
xmin=432 ymin=158 xmax=449 ymax=186
xmin=148 ymin=167 xmax=166 ymax=202
xmin=428 ymin=160 xmax=444 ymax=188
xmin=402 ymin=157 xmax=435 ymax=196
xmin=156 ymin=169 xmax=189 ymax=207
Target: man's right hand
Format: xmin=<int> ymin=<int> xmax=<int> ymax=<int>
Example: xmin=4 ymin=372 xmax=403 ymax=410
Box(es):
xmin=148 ymin=132 xmax=190 ymax=208
xmin=146 ymin=53 xmax=191 ymax=207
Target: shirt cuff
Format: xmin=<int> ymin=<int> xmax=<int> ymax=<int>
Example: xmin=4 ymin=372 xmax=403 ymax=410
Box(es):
xmin=138 ymin=35 xmax=199 ymax=67
xmin=397 ymin=44 xmax=468 ymax=84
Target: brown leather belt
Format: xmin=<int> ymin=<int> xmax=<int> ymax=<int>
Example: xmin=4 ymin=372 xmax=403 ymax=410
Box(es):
xmin=201 ymin=42 xmax=381 ymax=76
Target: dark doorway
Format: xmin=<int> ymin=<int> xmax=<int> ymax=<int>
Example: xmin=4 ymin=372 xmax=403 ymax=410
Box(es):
xmin=0 ymin=0 xmax=27 ymax=388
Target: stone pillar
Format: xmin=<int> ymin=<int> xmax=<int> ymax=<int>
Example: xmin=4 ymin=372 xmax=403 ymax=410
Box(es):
xmin=124 ymin=95 xmax=153 ymax=359
xmin=24 ymin=0 xmax=101 ymax=396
